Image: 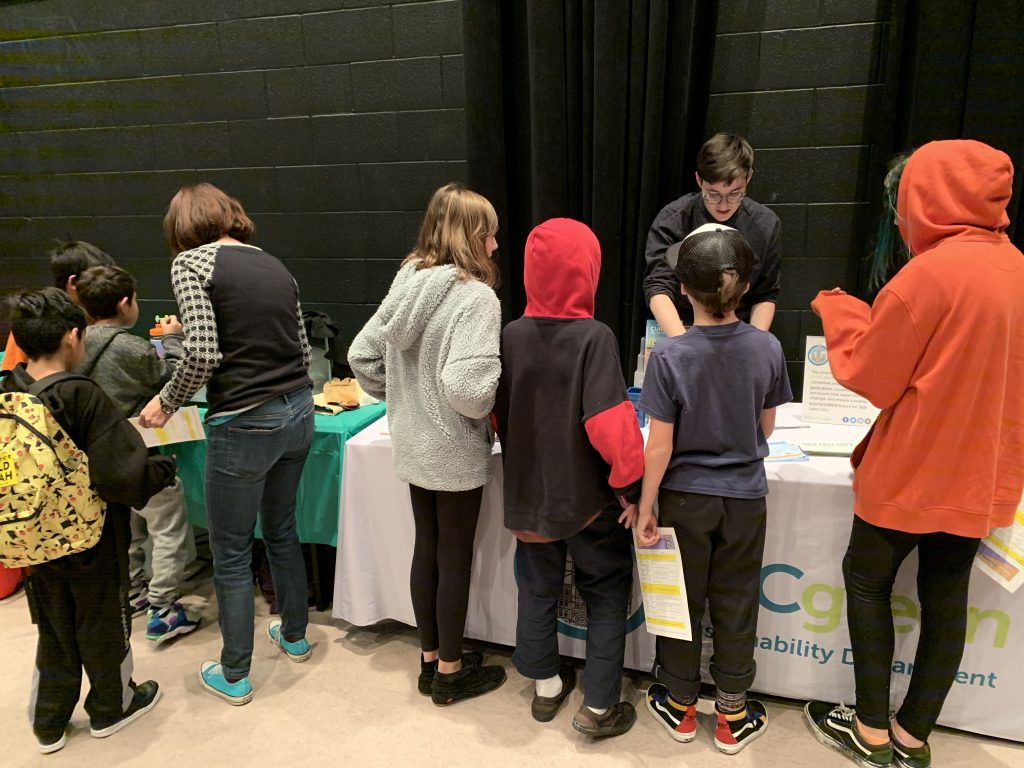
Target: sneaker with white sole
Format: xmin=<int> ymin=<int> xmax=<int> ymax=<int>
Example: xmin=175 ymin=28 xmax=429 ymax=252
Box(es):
xmin=804 ymin=701 xmax=893 ymax=767
xmin=200 ymin=661 xmax=253 ymax=706
xmin=89 ymin=681 xmax=161 ymax=738
xmin=146 ymin=603 xmax=201 ymax=645
xmin=267 ymin=619 xmax=311 ymax=662
xmin=36 ymin=731 xmax=67 ymax=754
xmin=714 ymin=699 xmax=768 ymax=754
xmin=646 ymin=683 xmax=698 ymax=743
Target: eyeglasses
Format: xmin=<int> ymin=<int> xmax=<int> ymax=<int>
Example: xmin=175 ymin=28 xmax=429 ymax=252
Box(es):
xmin=700 ymin=189 xmax=746 ymax=205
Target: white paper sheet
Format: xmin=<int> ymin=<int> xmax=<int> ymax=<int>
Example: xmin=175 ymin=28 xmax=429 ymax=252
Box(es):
xmin=635 ymin=527 xmax=692 ymax=641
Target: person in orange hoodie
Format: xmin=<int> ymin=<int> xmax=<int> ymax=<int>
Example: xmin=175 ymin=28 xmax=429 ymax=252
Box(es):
xmin=803 ymin=140 xmax=1024 ymax=768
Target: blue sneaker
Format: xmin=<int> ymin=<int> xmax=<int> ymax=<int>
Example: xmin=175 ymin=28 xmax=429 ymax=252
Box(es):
xmin=267 ymin=619 xmax=312 ymax=662
xmin=200 ymin=661 xmax=253 ymax=706
xmin=146 ymin=603 xmax=201 ymax=645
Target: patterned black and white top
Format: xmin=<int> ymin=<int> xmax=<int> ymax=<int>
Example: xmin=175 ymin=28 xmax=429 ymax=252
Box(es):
xmin=159 ymin=242 xmax=312 ymax=416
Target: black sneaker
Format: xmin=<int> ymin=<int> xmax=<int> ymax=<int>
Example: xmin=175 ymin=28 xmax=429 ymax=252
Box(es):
xmin=892 ymin=729 xmax=931 ymax=768
xmin=804 ymin=701 xmax=893 ymax=767
xmin=530 ymin=663 xmax=576 ymax=722
xmin=646 ymin=683 xmax=698 ymax=743
xmin=431 ymin=663 xmax=506 ymax=706
xmin=418 ymin=652 xmax=484 ymax=696
xmin=571 ymin=702 xmax=637 ymax=738
xmin=714 ymin=699 xmax=768 ymax=754
xmin=35 ymin=730 xmax=67 ymax=754
xmin=89 ymin=681 xmax=161 ymax=738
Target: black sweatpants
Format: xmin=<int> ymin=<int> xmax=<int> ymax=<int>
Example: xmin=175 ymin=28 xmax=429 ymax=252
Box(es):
xmin=513 ymin=504 xmax=633 ymax=708
xmin=655 ymin=490 xmax=767 ymax=701
xmin=408 ymin=483 xmax=483 ymax=662
xmin=844 ymin=515 xmax=980 ymax=740
xmin=26 ymin=515 xmax=135 ymax=741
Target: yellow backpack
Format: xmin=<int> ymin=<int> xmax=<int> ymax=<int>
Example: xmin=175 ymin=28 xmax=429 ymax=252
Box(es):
xmin=0 ymin=374 xmax=106 ymax=566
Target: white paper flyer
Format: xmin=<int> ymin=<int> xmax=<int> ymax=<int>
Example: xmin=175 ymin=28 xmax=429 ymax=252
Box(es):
xmin=635 ymin=527 xmax=691 ymax=641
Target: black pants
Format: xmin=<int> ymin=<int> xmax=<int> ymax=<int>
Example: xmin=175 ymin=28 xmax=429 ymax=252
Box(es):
xmin=26 ymin=515 xmax=135 ymax=741
xmin=408 ymin=483 xmax=483 ymax=662
xmin=513 ymin=505 xmax=633 ymax=708
xmin=655 ymin=490 xmax=766 ymax=701
xmin=844 ymin=516 xmax=980 ymax=740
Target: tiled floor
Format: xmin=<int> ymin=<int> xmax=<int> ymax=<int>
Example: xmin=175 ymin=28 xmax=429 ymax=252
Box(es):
xmin=1 ymin=572 xmax=1021 ymax=768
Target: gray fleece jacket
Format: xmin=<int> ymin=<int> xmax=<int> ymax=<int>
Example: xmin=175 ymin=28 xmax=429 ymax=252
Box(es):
xmin=349 ymin=262 xmax=501 ymax=492
xmin=76 ymin=325 xmax=184 ymax=418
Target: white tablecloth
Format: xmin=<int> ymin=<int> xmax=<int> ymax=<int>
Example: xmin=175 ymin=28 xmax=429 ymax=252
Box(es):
xmin=333 ymin=403 xmax=1022 ymax=741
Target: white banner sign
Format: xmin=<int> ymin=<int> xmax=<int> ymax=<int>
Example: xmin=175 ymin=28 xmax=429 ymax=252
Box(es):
xmin=801 ymin=335 xmax=879 ymax=426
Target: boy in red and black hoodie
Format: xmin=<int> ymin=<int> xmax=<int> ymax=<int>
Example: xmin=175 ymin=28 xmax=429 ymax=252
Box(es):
xmin=494 ymin=218 xmax=644 ymax=738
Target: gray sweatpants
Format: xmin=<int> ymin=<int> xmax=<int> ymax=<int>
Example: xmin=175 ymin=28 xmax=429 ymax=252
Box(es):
xmin=129 ymin=479 xmax=192 ymax=610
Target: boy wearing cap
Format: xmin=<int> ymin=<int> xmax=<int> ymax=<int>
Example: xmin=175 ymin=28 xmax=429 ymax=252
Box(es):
xmin=636 ymin=224 xmax=792 ymax=754
xmin=643 ymin=133 xmax=781 ymax=336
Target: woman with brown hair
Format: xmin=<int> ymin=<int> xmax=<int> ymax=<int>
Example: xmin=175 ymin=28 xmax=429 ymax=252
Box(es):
xmin=139 ymin=182 xmax=314 ymax=706
xmin=349 ymin=183 xmax=506 ymax=705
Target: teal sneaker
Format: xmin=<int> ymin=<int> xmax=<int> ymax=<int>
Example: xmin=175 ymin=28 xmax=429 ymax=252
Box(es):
xmin=804 ymin=701 xmax=893 ymax=767
xmin=267 ymin=619 xmax=312 ymax=662
xmin=200 ymin=661 xmax=253 ymax=706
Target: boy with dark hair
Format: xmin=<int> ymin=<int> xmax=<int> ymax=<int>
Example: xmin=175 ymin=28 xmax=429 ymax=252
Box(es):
xmin=494 ymin=218 xmax=645 ymax=738
xmin=2 ymin=240 xmax=115 ymax=371
xmin=643 ymin=133 xmax=781 ymax=336
xmin=74 ymin=265 xmax=200 ymax=643
xmin=637 ymin=224 xmax=792 ymax=754
xmin=1 ymin=287 xmax=175 ymax=753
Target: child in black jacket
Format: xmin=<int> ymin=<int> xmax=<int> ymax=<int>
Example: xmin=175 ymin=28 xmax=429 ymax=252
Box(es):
xmin=2 ymin=288 xmax=175 ymax=753
xmin=494 ymin=218 xmax=644 ymax=738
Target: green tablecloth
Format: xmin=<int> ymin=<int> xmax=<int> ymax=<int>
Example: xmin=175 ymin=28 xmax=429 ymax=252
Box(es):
xmin=170 ymin=402 xmax=386 ymax=546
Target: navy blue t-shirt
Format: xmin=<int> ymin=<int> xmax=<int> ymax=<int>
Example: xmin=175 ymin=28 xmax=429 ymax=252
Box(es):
xmin=638 ymin=322 xmax=792 ymax=498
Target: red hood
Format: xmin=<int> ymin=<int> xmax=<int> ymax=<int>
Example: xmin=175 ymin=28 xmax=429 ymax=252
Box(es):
xmin=897 ymin=139 xmax=1012 ymax=256
xmin=523 ymin=218 xmax=600 ymax=318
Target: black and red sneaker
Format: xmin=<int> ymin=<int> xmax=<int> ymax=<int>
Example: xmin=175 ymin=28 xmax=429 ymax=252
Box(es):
xmin=714 ymin=699 xmax=768 ymax=754
xmin=646 ymin=683 xmax=698 ymax=743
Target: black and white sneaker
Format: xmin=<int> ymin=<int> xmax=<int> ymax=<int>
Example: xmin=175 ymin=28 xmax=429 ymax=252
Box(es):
xmin=804 ymin=701 xmax=893 ymax=767
xmin=89 ymin=681 xmax=161 ymax=738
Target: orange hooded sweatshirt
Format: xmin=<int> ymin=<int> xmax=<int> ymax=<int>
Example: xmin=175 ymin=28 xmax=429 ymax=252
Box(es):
xmin=812 ymin=140 xmax=1024 ymax=538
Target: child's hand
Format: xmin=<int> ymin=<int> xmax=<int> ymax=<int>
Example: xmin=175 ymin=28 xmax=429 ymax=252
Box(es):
xmin=160 ymin=314 xmax=183 ymax=335
xmin=636 ymin=508 xmax=660 ymax=547
xmin=617 ymin=504 xmax=638 ymax=529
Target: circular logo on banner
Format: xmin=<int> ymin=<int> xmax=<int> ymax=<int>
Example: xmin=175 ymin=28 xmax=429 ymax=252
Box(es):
xmin=807 ymin=345 xmax=828 ymax=366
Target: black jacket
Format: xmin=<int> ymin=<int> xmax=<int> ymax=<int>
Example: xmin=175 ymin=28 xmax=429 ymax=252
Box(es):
xmin=3 ymin=365 xmax=175 ymax=576
xmin=643 ymin=193 xmax=782 ymax=325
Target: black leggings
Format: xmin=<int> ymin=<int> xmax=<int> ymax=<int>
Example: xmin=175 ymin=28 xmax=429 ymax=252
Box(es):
xmin=844 ymin=516 xmax=980 ymax=740
xmin=408 ymin=484 xmax=483 ymax=662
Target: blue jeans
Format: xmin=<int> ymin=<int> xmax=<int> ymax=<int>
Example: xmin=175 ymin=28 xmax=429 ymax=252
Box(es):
xmin=205 ymin=387 xmax=314 ymax=679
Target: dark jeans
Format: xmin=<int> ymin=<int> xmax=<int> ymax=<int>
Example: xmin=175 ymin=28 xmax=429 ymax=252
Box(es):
xmin=27 ymin=516 xmax=134 ymax=740
xmin=513 ymin=504 xmax=633 ymax=708
xmin=844 ymin=516 xmax=980 ymax=740
xmin=206 ymin=387 xmax=314 ymax=679
xmin=655 ymin=490 xmax=767 ymax=701
xmin=408 ymin=483 xmax=483 ymax=662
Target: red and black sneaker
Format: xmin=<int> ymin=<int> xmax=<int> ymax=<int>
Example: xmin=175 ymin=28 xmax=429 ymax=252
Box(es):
xmin=646 ymin=683 xmax=698 ymax=743
xmin=714 ymin=699 xmax=768 ymax=754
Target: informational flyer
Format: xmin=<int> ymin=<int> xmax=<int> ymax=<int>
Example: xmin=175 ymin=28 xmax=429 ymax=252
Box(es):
xmin=800 ymin=336 xmax=880 ymax=426
xmin=129 ymin=406 xmax=205 ymax=448
xmin=634 ymin=527 xmax=691 ymax=641
xmin=976 ymin=495 xmax=1024 ymax=594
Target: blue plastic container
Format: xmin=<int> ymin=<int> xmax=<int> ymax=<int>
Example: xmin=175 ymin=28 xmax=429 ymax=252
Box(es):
xmin=626 ymin=387 xmax=646 ymax=427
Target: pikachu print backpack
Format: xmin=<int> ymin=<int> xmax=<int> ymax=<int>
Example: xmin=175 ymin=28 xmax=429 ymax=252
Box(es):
xmin=0 ymin=373 xmax=106 ymax=566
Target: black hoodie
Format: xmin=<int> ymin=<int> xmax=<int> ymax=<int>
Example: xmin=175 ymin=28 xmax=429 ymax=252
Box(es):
xmin=3 ymin=365 xmax=175 ymax=574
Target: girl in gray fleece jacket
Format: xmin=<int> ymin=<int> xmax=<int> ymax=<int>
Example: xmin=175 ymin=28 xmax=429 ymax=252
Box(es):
xmin=349 ymin=183 xmax=506 ymax=706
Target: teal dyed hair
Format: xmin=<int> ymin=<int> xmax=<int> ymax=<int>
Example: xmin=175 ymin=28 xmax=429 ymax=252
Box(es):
xmin=868 ymin=153 xmax=912 ymax=291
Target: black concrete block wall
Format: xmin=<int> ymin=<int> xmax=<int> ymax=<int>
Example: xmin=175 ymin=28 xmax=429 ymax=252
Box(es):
xmin=705 ymin=0 xmax=893 ymax=397
xmin=0 ymin=0 xmax=465 ymax=345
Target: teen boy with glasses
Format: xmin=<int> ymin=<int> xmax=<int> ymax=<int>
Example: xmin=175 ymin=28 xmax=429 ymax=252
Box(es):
xmin=643 ymin=133 xmax=782 ymax=336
